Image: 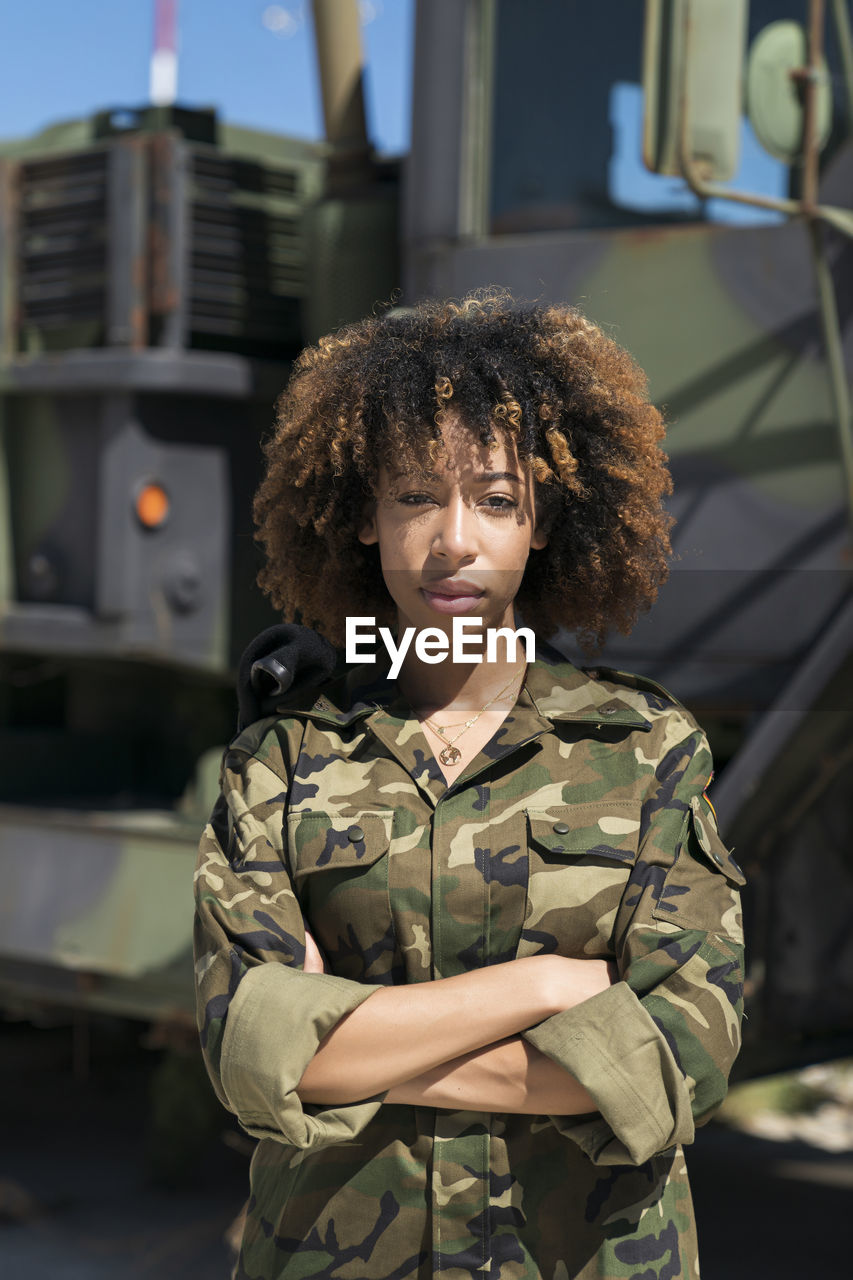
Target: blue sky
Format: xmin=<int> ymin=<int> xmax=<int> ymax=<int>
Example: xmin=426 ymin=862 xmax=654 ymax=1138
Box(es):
xmin=0 ymin=0 xmax=415 ymax=153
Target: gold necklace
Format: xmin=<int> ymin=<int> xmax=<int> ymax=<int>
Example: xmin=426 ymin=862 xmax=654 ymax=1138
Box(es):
xmin=417 ymin=665 xmax=526 ymax=765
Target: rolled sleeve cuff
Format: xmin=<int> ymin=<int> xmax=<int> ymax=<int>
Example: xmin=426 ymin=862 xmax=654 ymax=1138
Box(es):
xmin=521 ymin=980 xmax=695 ymax=1166
xmin=220 ymin=963 xmax=385 ymax=1150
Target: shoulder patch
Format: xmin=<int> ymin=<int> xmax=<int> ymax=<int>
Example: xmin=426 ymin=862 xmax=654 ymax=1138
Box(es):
xmin=688 ymin=794 xmax=746 ymax=886
xmin=583 ymin=664 xmax=692 ymax=714
xmin=309 ymin=694 xmax=335 ymax=714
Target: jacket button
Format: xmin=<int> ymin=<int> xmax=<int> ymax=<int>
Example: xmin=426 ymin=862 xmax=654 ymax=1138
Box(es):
xmin=347 ymin=824 xmax=365 ymax=842
xmin=552 ymin=821 xmax=570 ymax=834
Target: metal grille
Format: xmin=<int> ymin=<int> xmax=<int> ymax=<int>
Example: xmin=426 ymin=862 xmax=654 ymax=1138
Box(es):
xmin=188 ymin=151 xmax=304 ymax=353
xmin=17 ymin=150 xmax=109 ymax=345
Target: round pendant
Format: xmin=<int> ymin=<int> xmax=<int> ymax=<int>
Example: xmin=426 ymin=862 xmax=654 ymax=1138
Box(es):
xmin=439 ymin=744 xmax=462 ymax=765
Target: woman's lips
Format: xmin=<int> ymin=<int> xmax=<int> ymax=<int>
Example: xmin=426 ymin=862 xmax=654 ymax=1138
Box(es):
xmin=420 ymin=587 xmax=485 ymax=614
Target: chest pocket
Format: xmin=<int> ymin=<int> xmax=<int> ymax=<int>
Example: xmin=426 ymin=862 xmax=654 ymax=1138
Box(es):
xmin=285 ymin=808 xmax=398 ymax=984
xmin=652 ymin=795 xmax=746 ymax=942
xmin=519 ymin=802 xmax=641 ymax=958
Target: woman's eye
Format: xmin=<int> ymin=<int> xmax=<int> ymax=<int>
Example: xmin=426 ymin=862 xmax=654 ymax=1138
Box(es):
xmin=394 ymin=488 xmax=517 ymax=509
xmin=394 ymin=492 xmax=517 ymax=511
xmin=397 ymin=492 xmax=434 ymax=505
xmin=482 ymin=495 xmax=517 ymax=512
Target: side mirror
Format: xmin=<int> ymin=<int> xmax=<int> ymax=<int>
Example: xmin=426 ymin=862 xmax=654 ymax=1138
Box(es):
xmin=642 ymin=0 xmax=748 ymax=183
xmin=745 ymin=19 xmax=832 ymax=164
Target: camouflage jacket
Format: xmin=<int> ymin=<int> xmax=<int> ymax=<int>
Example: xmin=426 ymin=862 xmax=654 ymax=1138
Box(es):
xmin=194 ymin=634 xmax=746 ymax=1280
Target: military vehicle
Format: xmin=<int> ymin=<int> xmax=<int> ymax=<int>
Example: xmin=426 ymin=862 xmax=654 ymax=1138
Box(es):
xmin=0 ymin=0 xmax=850 ymax=1078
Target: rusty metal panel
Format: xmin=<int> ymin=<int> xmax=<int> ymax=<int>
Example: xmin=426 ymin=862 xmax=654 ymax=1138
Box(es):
xmin=148 ymin=131 xmax=188 ymax=349
xmin=106 ymin=137 xmax=148 ymax=349
xmin=16 ymin=147 xmax=110 ymax=352
xmin=0 ymin=157 xmax=17 ymax=363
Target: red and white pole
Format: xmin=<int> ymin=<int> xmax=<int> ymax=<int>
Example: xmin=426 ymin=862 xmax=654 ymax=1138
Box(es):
xmin=150 ymin=0 xmax=179 ymax=106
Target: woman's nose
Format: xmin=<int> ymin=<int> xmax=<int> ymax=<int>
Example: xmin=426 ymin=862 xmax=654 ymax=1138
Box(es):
xmin=431 ymin=495 xmax=478 ymax=559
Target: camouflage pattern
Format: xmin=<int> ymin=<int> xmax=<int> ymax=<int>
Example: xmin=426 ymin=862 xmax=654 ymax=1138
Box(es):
xmin=194 ymin=634 xmax=746 ymax=1279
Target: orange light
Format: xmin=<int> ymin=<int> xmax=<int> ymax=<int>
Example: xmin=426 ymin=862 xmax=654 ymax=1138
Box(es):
xmin=135 ymin=483 xmax=170 ymax=529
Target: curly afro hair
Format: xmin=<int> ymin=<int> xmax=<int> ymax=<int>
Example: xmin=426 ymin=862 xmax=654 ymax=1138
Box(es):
xmin=253 ymin=288 xmax=674 ymax=655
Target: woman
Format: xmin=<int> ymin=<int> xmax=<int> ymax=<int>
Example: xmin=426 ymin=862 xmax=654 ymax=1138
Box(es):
xmin=194 ymin=291 xmax=746 ymax=1280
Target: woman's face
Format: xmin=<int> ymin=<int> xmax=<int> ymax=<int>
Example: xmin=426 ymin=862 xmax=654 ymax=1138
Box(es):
xmin=357 ymin=416 xmax=548 ymax=637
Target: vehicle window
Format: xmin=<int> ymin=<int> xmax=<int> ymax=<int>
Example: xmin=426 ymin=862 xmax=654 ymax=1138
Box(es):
xmin=489 ymin=0 xmax=849 ymax=235
xmin=608 ymin=81 xmax=787 ymax=226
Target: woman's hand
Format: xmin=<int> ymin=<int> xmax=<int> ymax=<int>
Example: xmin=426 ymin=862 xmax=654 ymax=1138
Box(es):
xmin=300 ymin=940 xmax=613 ymax=1002
xmin=303 ymin=927 xmax=327 ymax=974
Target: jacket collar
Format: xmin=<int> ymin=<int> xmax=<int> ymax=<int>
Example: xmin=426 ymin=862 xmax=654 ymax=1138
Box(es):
xmin=282 ymin=633 xmax=650 ymax=806
xmin=288 ymin=634 xmax=651 ymax=733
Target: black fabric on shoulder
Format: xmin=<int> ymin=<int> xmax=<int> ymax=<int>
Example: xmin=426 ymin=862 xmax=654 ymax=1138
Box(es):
xmin=584 ymin=664 xmax=685 ymax=710
xmin=236 ymin=624 xmax=338 ymax=731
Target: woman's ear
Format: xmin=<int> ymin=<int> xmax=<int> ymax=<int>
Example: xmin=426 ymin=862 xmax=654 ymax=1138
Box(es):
xmin=529 ymin=475 xmax=552 ymax=550
xmin=357 ymin=500 xmax=378 ymax=545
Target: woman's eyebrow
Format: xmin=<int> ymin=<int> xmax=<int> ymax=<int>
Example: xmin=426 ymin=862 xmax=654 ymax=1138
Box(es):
xmin=388 ymin=470 xmax=522 ymax=484
xmin=477 ymin=471 xmax=522 ymax=484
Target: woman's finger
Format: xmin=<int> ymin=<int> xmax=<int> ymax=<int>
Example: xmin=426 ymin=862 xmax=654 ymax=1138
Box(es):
xmin=303 ymin=927 xmax=327 ymax=974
